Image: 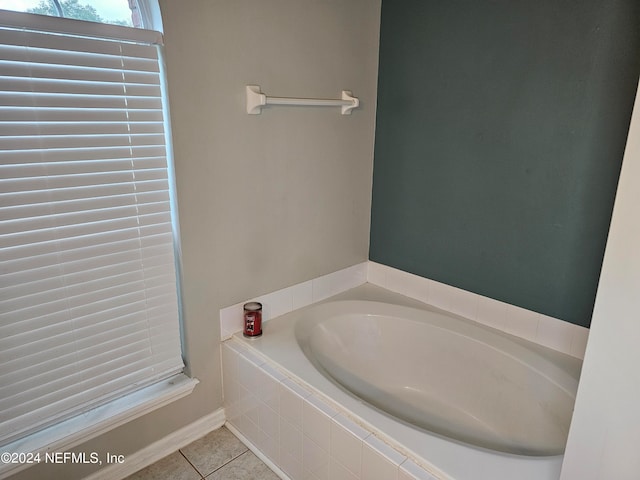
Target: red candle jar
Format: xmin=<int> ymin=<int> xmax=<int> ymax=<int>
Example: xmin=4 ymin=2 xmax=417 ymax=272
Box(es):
xmin=243 ymin=302 xmax=262 ymax=337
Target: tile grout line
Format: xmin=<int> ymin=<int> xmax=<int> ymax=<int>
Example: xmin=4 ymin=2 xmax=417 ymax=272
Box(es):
xmin=200 ymin=449 xmax=251 ymax=478
xmin=177 ymin=450 xmax=205 ymax=479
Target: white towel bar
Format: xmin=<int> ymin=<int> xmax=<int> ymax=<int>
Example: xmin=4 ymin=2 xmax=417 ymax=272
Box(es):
xmin=246 ymin=85 xmax=359 ymax=115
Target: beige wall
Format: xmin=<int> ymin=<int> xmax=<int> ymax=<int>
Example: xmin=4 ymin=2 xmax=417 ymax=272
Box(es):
xmin=12 ymin=1 xmax=380 ymax=478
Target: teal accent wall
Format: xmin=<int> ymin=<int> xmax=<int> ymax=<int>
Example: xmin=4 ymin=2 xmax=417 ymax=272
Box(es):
xmin=369 ymin=0 xmax=640 ymax=327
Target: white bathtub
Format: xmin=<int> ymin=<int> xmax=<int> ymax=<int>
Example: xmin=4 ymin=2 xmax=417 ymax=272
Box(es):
xmin=233 ymin=284 xmax=582 ymax=480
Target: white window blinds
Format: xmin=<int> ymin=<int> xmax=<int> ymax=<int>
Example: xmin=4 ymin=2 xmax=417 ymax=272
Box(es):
xmin=0 ymin=13 xmax=184 ymax=446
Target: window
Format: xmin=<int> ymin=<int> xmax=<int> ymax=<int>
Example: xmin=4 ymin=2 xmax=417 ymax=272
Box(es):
xmin=0 ymin=6 xmax=194 ymax=475
xmin=0 ymin=0 xmax=163 ymax=31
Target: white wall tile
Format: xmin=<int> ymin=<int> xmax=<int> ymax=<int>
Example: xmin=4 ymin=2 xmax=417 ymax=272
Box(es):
xmin=367 ymin=261 xmax=388 ymax=286
xmin=259 ymin=402 xmax=279 ymax=443
xmin=281 ymin=449 xmax=303 ymax=480
xmin=446 ymin=286 xmax=480 ymax=320
xmin=231 ymin=378 xmax=255 ymax=440
xmin=221 ymin=342 xmax=238 ymax=376
xmin=329 ymin=458 xmax=359 ymax=480
xmin=255 ymin=286 xmax=294 ymax=322
xmin=502 ymin=304 xmax=539 ymax=342
xmin=570 ymin=325 xmax=590 ymax=359
xmin=258 ymin=400 xmax=280 ymax=464
xmin=536 ymin=313 xmax=575 ymax=352
xmin=292 ymin=281 xmax=314 ymax=311
xmin=255 ymin=366 xmax=280 ymax=412
xmin=235 ymin=381 xmax=252 ymax=415
xmin=312 ymin=262 xmax=368 ymax=302
xmin=221 ymin=343 xmax=238 ymax=404
xmin=303 ymin=435 xmax=329 ymax=480
xmin=303 ymin=398 xmax=334 ymax=452
xmin=475 ymin=295 xmax=508 ymax=331
xmin=331 ymin=418 xmax=365 ymax=478
xmin=259 ymin=416 xmax=280 ymax=466
xmin=280 ymin=384 xmax=304 ymax=431
xmin=225 ymin=398 xmax=240 ymax=429
xmin=237 ymin=354 xmax=260 ymax=393
xmin=233 ymin=409 xmax=250 ymax=439
xmin=243 ymin=413 xmax=262 ymax=449
xmin=222 ymin=381 xmax=238 ymax=416
xmin=280 ymin=416 xmax=303 ymax=463
xmin=385 ymin=268 xmax=431 ymax=305
xmin=245 ymin=398 xmax=261 ymax=428
xmin=427 ymin=280 xmax=458 ymax=311
xmin=362 ymin=441 xmax=400 ymax=480
xmin=223 ymin=342 xmax=241 ymax=425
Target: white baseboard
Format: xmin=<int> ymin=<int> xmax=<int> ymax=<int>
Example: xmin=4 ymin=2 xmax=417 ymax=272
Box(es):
xmin=83 ymin=408 xmax=226 ymax=480
xmin=224 ymin=422 xmax=291 ymax=480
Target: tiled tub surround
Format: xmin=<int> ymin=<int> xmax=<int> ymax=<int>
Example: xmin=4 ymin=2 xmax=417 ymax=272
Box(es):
xmin=222 ymin=285 xmax=582 ymax=480
xmin=222 ymin=339 xmax=438 ymax=480
xmin=220 ymin=261 xmax=589 ymax=480
xmin=220 ymin=262 xmax=589 ymax=359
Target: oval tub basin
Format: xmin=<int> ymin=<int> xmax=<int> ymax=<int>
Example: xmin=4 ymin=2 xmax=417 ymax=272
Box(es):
xmin=295 ymin=300 xmax=578 ymax=457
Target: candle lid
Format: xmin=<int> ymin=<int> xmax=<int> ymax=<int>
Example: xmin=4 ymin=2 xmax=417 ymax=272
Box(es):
xmin=244 ymin=302 xmax=262 ymax=311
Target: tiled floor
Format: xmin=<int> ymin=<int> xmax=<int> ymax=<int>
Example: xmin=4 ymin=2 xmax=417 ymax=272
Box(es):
xmin=124 ymin=426 xmax=280 ymax=480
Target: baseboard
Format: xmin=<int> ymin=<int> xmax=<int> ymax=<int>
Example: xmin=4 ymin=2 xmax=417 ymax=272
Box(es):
xmin=83 ymin=408 xmax=226 ymax=480
xmin=224 ymin=422 xmax=291 ymax=480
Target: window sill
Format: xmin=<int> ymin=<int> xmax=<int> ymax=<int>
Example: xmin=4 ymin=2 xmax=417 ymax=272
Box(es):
xmin=0 ymin=374 xmax=198 ymax=479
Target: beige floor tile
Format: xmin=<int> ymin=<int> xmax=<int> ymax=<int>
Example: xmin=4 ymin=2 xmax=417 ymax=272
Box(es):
xmin=123 ymin=451 xmax=200 ymax=480
xmin=180 ymin=426 xmax=248 ymax=476
xmin=205 ymin=451 xmax=280 ymax=480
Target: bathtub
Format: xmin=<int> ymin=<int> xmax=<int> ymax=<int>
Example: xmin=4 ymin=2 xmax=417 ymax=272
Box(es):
xmin=231 ymin=284 xmax=582 ymax=480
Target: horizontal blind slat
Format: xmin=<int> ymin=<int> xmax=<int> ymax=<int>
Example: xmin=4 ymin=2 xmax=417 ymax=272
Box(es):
xmin=0 ymin=59 xmax=161 ymax=84
xmin=0 ymin=29 xmax=160 ymax=60
xmin=0 ymin=106 xmax=163 ymax=122
xmin=0 ymin=163 xmax=169 ymax=187
xmin=0 ymin=93 xmax=162 ymax=110
xmin=0 ymin=48 xmax=159 ymax=74
xmin=0 ymin=133 xmax=165 ymax=152
xmin=0 ymin=76 xmax=162 ymax=97
xmin=0 ymin=121 xmax=164 ymax=137
xmin=1 ymin=189 xmax=169 ymax=221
